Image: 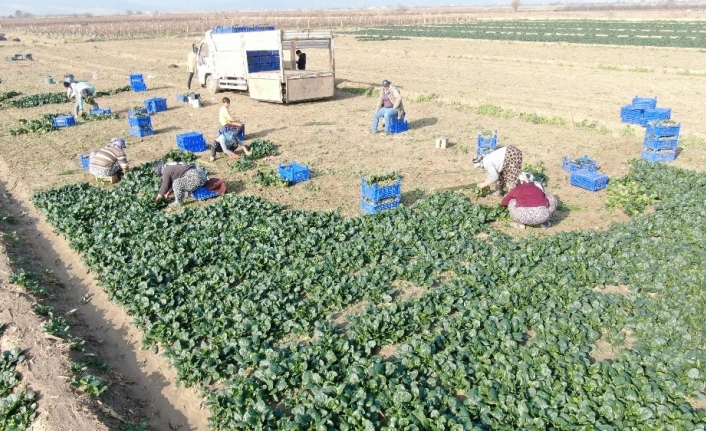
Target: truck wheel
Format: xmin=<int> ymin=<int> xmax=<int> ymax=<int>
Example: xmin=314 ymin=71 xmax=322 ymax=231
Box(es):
xmin=206 ymin=75 xmax=220 ymax=94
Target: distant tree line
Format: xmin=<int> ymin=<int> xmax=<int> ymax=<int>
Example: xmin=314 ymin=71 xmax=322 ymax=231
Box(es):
xmin=7 ymin=10 xmax=34 ymax=18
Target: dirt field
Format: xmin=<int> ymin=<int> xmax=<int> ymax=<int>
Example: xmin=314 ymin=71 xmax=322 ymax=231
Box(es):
xmin=1 ymin=14 xmax=705 ymax=429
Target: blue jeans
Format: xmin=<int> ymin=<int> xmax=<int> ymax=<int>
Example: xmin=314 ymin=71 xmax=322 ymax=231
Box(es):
xmin=371 ymin=107 xmax=398 ymax=132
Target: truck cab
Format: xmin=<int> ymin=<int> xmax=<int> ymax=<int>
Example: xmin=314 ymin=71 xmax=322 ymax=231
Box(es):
xmin=196 ymin=28 xmax=335 ymax=103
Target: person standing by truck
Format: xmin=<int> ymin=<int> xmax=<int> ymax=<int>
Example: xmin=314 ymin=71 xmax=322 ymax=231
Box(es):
xmin=187 ymin=44 xmax=197 ymax=90
xmin=296 ymin=49 xmax=306 ymax=70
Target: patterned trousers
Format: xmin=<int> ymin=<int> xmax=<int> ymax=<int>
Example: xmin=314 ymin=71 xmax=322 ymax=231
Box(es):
xmin=173 ymin=168 xmax=207 ymax=204
xmin=508 ymin=194 xmax=558 ymax=226
xmin=498 ymin=145 xmax=523 ymax=194
xmin=89 ymin=162 xmax=121 ymax=178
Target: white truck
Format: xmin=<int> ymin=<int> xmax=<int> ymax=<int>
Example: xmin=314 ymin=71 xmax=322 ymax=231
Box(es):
xmin=196 ymin=28 xmax=335 ymax=103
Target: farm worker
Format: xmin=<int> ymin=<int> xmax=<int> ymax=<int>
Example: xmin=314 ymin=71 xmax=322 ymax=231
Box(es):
xmin=295 ymin=49 xmax=306 ymax=70
xmin=218 ymin=97 xmax=244 ymax=137
xmin=153 ymin=161 xmax=208 ymax=207
xmin=370 ymin=79 xmax=405 ymax=135
xmin=501 ymin=172 xmax=557 ymax=230
xmin=63 ymin=81 xmax=99 ymax=117
xmin=88 ymin=138 xmax=129 ymax=180
xmin=209 ymin=129 xmax=251 ymax=162
xmin=473 ymin=145 xmax=523 ymax=196
xmin=187 ymin=43 xmax=197 ymax=90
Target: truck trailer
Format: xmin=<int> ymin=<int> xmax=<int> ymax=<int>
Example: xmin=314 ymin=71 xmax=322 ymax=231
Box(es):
xmin=196 ymin=28 xmax=335 ymax=104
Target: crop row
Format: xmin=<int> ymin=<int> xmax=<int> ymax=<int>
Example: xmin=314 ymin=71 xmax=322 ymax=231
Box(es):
xmin=32 ymin=161 xmax=706 ymax=429
xmin=346 ymin=20 xmax=706 ymax=48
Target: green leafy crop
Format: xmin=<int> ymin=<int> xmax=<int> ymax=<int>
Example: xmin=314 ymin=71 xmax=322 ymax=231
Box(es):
xmin=363 ymin=172 xmax=399 ymax=186
xmin=231 ymin=139 xmax=277 ymax=171
xmin=162 ymin=149 xmax=197 ymax=163
xmin=605 ymin=176 xmax=657 ymax=216
xmin=254 ymin=169 xmax=290 ymax=187
xmin=31 ymin=160 xmax=706 ymax=429
xmin=0 ymin=345 xmax=37 ymax=428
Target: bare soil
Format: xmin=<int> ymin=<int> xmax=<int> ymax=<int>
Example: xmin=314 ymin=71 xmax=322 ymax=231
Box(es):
xmin=0 ymin=12 xmax=705 ymax=429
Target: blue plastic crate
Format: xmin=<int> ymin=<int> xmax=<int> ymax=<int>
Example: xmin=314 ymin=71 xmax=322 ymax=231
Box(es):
xmin=644 ymin=135 xmax=678 ymax=151
xmin=388 ymin=116 xmax=408 ymax=133
xmin=144 ymin=97 xmax=168 ymax=114
xmin=631 ymin=95 xmax=657 ymax=110
xmin=361 ymin=197 xmax=401 ymax=214
xmin=176 ymin=131 xmax=207 ymax=152
xmin=176 ymin=94 xmax=188 ymax=103
xmin=52 ymin=115 xmax=75 ymax=128
xmin=128 ymin=115 xmax=151 ymax=128
xmin=218 ymin=124 xmax=245 ymax=141
xmin=129 ymin=73 xmax=144 ymax=82
xmin=191 ymin=187 xmax=220 ymax=201
xmin=620 ymin=105 xmax=644 ymax=125
xmin=640 ymin=108 xmax=671 ymax=126
xmin=361 ymin=178 xmax=401 ymax=201
xmin=131 ymin=82 xmax=147 ymax=92
xmin=642 ymin=148 xmax=677 ymax=163
xmin=646 ymin=121 xmax=680 ymax=138
xmin=570 ymin=170 xmax=609 ymax=192
xmin=278 ymin=161 xmax=310 ymax=184
xmin=130 ymin=126 xmax=153 ymax=138
xmin=90 ymin=108 xmax=112 ymax=115
xmin=562 ymin=155 xmax=597 ymax=173
xmin=477 ymin=131 xmax=498 ymax=150
xmin=79 ymin=154 xmax=89 ymax=169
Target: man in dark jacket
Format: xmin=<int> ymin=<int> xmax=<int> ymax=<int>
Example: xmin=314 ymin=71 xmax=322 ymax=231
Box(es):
xmin=296 ymin=50 xmax=306 ymax=70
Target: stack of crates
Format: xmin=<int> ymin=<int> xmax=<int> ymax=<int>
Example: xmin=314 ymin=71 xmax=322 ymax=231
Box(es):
xmin=52 ymin=115 xmax=76 ymax=128
xmin=642 ymin=121 xmax=680 ymax=163
xmin=477 ymin=130 xmax=498 ymax=155
xmin=563 ymin=155 xmax=609 ymax=192
xmin=246 ymin=50 xmax=281 ymax=73
xmin=361 ymin=177 xmax=401 ymax=214
xmin=620 ymin=96 xmax=671 ymax=126
xmin=129 ymin=73 xmax=147 ymax=92
xmin=144 ymin=97 xmax=167 ymax=114
xmin=278 ymin=161 xmax=310 ymax=184
xmin=387 ymin=115 xmax=408 ymax=134
xmin=128 ymin=107 xmax=153 ymax=137
xmin=176 ymin=131 xmax=207 ymax=152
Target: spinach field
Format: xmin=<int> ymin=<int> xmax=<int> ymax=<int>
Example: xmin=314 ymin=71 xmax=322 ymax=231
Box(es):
xmin=347 ymin=20 xmax=706 ymax=48
xmin=32 ymin=161 xmax=706 ymax=430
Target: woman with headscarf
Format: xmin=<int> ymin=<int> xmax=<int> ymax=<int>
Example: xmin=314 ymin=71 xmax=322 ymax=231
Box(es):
xmin=501 ymin=172 xmax=557 ymax=229
xmin=153 ymin=161 xmax=208 ymax=207
xmin=88 ymin=137 xmax=129 ymax=180
xmin=473 ymin=145 xmax=523 ymax=196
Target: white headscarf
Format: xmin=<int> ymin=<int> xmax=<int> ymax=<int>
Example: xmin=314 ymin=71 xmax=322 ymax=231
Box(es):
xmin=518 ymin=172 xmax=544 ymax=191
